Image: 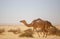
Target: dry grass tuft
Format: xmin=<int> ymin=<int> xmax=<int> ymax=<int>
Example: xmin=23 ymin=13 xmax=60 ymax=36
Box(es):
xmin=0 ymin=28 xmax=5 ymax=34
xmin=19 ymin=29 xmax=34 ymax=38
xmin=8 ymin=28 xmax=21 ymax=34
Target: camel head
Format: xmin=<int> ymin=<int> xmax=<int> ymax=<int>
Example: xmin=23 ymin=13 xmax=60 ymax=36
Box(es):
xmin=20 ymin=20 xmax=26 ymax=23
xmin=20 ymin=20 xmax=32 ymax=27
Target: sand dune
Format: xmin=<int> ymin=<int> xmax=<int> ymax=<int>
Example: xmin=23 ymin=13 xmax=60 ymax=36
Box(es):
xmin=0 ymin=25 xmax=60 ymax=39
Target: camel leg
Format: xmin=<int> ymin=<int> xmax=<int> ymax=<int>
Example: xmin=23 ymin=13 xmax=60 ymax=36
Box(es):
xmin=33 ymin=28 xmax=40 ymax=37
xmin=42 ymin=30 xmax=44 ymax=37
xmin=45 ymin=33 xmax=47 ymax=38
xmin=33 ymin=28 xmax=35 ymax=31
xmin=43 ymin=30 xmax=47 ymax=38
xmin=35 ymin=29 xmax=40 ymax=37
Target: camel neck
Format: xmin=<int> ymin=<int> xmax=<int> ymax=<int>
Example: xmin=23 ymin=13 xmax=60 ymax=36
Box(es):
xmin=23 ymin=21 xmax=31 ymax=27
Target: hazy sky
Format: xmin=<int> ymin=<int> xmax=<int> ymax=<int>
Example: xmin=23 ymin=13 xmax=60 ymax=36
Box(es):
xmin=0 ymin=0 xmax=60 ymax=25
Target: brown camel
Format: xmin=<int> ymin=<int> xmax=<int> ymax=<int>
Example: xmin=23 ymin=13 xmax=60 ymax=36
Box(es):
xmin=20 ymin=18 xmax=55 ymax=37
xmin=20 ymin=18 xmax=45 ymax=37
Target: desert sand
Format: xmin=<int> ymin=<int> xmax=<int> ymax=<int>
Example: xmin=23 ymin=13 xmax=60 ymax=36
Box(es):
xmin=0 ymin=24 xmax=60 ymax=39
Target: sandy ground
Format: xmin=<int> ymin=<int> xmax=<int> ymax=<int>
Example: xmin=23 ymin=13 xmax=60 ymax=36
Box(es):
xmin=0 ymin=25 xmax=60 ymax=39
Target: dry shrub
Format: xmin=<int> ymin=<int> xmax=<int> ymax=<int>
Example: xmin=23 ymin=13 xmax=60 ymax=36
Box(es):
xmin=19 ymin=29 xmax=34 ymax=38
xmin=0 ymin=28 xmax=5 ymax=34
xmin=8 ymin=28 xmax=21 ymax=34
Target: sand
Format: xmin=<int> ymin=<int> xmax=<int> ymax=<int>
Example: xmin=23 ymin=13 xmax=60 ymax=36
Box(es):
xmin=0 ymin=25 xmax=60 ymax=39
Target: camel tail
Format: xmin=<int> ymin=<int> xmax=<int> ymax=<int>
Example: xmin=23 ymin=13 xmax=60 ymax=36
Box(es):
xmin=51 ymin=25 xmax=58 ymax=30
xmin=51 ymin=25 xmax=54 ymax=27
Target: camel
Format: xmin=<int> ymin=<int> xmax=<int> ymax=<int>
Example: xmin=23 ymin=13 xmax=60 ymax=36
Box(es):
xmin=20 ymin=18 xmax=55 ymax=37
xmin=20 ymin=18 xmax=45 ymax=37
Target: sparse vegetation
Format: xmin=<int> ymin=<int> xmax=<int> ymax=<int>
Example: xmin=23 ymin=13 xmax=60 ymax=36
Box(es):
xmin=0 ymin=28 xmax=5 ymax=34
xmin=19 ymin=29 xmax=34 ymax=38
xmin=8 ymin=28 xmax=21 ymax=34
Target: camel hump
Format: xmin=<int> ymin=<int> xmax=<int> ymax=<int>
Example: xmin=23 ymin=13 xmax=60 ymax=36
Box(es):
xmin=33 ymin=18 xmax=43 ymax=23
xmin=45 ymin=21 xmax=52 ymax=26
xmin=36 ymin=18 xmax=42 ymax=21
